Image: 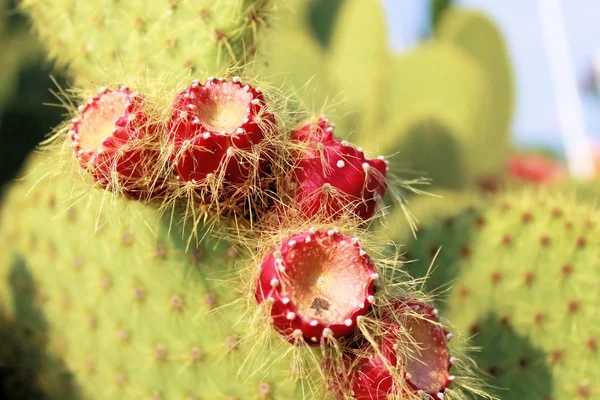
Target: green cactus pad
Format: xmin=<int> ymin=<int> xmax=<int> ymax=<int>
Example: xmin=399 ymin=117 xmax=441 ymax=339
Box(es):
xmin=0 ymin=151 xmax=323 ymax=400
xmin=387 ymin=116 xmax=468 ymax=190
xmin=437 ymin=7 xmax=515 ymax=170
xmin=327 ymin=0 xmax=389 ymax=134
xmin=21 ymin=0 xmax=271 ymax=88
xmin=394 ymin=191 xmax=600 ymax=399
xmin=356 ymin=42 xmax=497 ymax=185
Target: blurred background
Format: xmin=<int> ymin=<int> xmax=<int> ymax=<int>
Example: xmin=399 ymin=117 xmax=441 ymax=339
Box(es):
xmin=2 ymin=0 xmax=600 ymax=192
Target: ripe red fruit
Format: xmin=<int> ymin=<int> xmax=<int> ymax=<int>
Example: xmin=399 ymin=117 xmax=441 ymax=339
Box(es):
xmin=349 ymin=301 xmax=453 ymax=399
xmin=506 ymin=154 xmax=565 ymax=185
xmin=288 ymin=117 xmax=388 ymax=220
xmin=255 ymin=228 xmax=378 ymax=345
xmin=168 ymin=77 xmax=275 ymax=202
xmin=70 ymin=86 xmax=162 ymax=198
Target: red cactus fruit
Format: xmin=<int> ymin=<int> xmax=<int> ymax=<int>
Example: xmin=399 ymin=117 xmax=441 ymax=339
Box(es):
xmin=288 ymin=117 xmax=388 ymax=220
xmin=168 ymin=77 xmax=275 ymax=202
xmin=255 ymin=228 xmax=378 ymax=345
xmin=349 ymin=301 xmax=453 ymax=399
xmin=70 ymin=86 xmax=162 ymax=198
xmin=506 ymin=154 xmax=565 ymax=185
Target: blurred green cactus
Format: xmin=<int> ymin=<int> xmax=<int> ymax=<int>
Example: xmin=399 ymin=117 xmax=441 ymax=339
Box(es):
xmin=386 ymin=191 xmax=600 ymax=399
xmin=437 ymin=7 xmax=515 ymax=172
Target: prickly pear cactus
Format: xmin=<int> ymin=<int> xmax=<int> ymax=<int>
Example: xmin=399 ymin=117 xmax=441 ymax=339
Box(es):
xmin=1 ymin=1 xmax=505 ymax=399
xmin=0 ymin=151 xmax=311 ymax=400
xmin=20 ymin=0 xmax=272 ymax=87
xmin=437 ymin=7 xmax=515 ymax=171
xmin=390 ymin=191 xmax=600 ymax=399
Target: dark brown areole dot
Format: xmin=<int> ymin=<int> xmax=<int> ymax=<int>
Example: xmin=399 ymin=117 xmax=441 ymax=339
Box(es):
xmin=461 ymin=245 xmax=472 ymax=258
xmin=565 ymin=221 xmax=573 ymax=230
xmin=214 ymin=28 xmax=227 ymax=44
xmin=561 ymin=264 xmax=573 ymax=278
xmin=87 ymin=313 xmax=97 ymax=329
xmin=190 ymin=347 xmax=202 ymax=363
xmin=499 ymin=314 xmax=511 ymax=327
xmin=170 ymin=295 xmax=184 ymax=311
xmin=121 ymin=232 xmax=133 ymax=246
xmin=227 ymin=246 xmax=238 ymax=259
xmin=29 ymin=234 xmax=37 ymax=249
xmin=501 ymin=235 xmax=512 ymax=246
xmin=491 ymin=271 xmax=502 ymax=285
xmin=550 ymin=349 xmax=564 ymax=365
xmin=443 ymin=216 xmax=455 ymax=229
xmin=48 ymin=243 xmax=56 ymax=258
xmin=84 ymin=358 xmax=95 ymax=374
xmin=524 ymin=271 xmax=535 ymax=286
xmin=469 ymin=324 xmax=480 ymax=336
xmin=540 ymin=236 xmax=550 ymax=247
xmin=577 ymin=382 xmax=591 ymax=398
xmin=200 ymin=8 xmax=210 ymax=21
xmin=534 ymin=312 xmax=546 ymax=325
xmin=66 ymin=206 xmax=76 ymax=221
xmin=587 ymin=337 xmax=597 ymax=351
xmin=476 ymin=215 xmax=486 ymax=228
xmin=429 ymin=245 xmax=440 ymax=258
xmin=568 ymin=300 xmax=580 ymax=314
xmin=154 ymin=344 xmax=168 ymax=362
xmin=551 ymin=208 xmax=562 ymax=218
xmin=154 ymin=243 xmax=166 ymax=259
xmin=522 ymin=212 xmax=533 ymax=223
xmin=190 ymin=246 xmax=203 ymax=260
xmin=518 ymin=357 xmax=530 ymax=369
xmin=204 ymin=292 xmax=217 ymax=309
xmin=258 ymin=382 xmax=271 ymax=398
xmin=61 ymin=295 xmax=71 ymax=310
xmin=56 ymin=337 xmax=68 ymax=355
xmin=151 ymin=391 xmax=163 ymax=400
xmin=135 ymin=17 xmax=146 ymax=31
xmin=133 ymin=286 xmax=146 ymax=303
xmin=458 ymin=286 xmax=470 ymax=300
xmin=488 ymin=365 xmax=500 ymax=377
xmin=115 ymin=372 xmax=127 ymax=387
xmin=117 ymin=328 xmax=130 ymax=343
xmin=500 ymin=201 xmax=512 ymax=211
xmin=225 ymin=335 xmax=237 ymax=350
xmin=72 ymin=256 xmax=83 ymax=271
xmin=100 ymin=275 xmax=112 ymax=290
xmin=576 ymin=237 xmax=587 ymax=248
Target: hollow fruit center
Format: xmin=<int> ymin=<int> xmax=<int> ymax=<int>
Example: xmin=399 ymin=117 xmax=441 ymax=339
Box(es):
xmin=286 ymin=238 xmax=370 ymax=324
xmin=78 ymin=91 xmax=129 ymax=150
xmin=403 ymin=315 xmax=449 ymax=394
xmin=195 ymin=82 xmax=252 ymax=133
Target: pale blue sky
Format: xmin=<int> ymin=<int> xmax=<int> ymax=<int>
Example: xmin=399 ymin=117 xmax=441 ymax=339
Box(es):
xmin=382 ymin=0 xmax=600 ymax=150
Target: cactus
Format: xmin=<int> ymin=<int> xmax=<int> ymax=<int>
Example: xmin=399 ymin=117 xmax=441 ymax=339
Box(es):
xmin=437 ymin=7 xmax=515 ymax=170
xmin=1 ymin=1 xmax=534 ymax=399
xmin=355 ymin=42 xmax=495 ymax=187
xmin=387 ymin=117 xmax=468 ymax=190
xmin=327 ymin=0 xmax=390 ymax=134
xmin=387 ymin=191 xmax=600 ymax=399
xmin=0 ymin=0 xmax=67 ymax=185
xmin=20 ymin=0 xmax=272 ymax=88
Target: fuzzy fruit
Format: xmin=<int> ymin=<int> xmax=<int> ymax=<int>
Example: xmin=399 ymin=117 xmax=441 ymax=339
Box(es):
xmin=70 ymin=86 xmax=161 ymax=198
xmin=255 ymin=228 xmax=378 ymax=345
xmin=288 ymin=117 xmax=387 ymax=220
xmin=168 ymin=77 xmax=275 ymax=202
xmin=350 ymin=301 xmax=453 ymax=399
